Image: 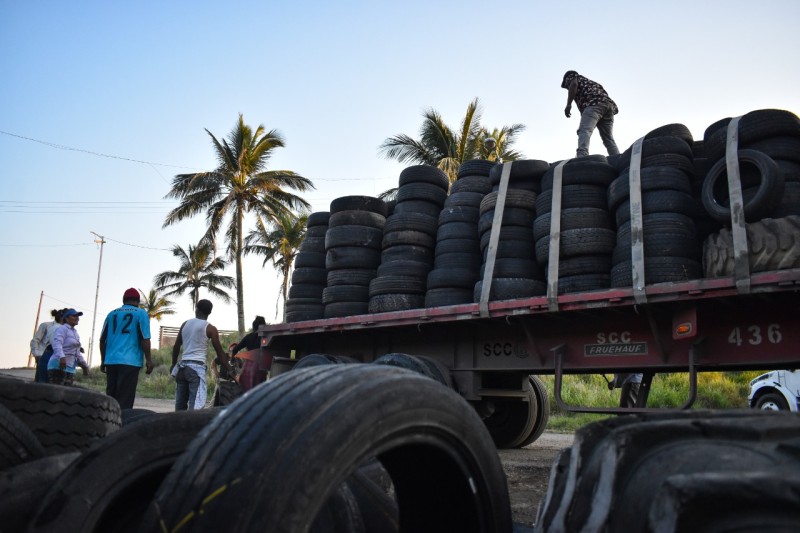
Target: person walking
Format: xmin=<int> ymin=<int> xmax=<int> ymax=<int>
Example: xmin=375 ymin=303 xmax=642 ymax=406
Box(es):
xmin=561 ymin=70 xmax=620 ymax=158
xmin=171 ymin=299 xmax=233 ymax=411
xmin=609 ymin=372 xmax=644 ymax=408
xmin=99 ymin=288 xmax=155 ymax=410
xmin=30 ymin=308 xmax=64 ymax=383
xmin=48 ymin=308 xmax=89 ymax=386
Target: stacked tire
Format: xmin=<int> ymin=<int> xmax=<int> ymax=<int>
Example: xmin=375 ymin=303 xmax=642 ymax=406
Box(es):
xmin=285 ymin=211 xmax=329 ymax=322
xmin=324 ymin=196 xmax=388 ymax=318
xmin=702 ymin=109 xmax=800 ymax=224
xmin=606 ymin=126 xmax=703 ymax=287
xmin=369 ymin=166 xmax=448 ymax=312
xmin=425 ymin=161 xmax=493 ymax=307
xmin=535 ymin=157 xmax=616 ymax=293
xmin=476 ymin=161 xmax=545 ymax=302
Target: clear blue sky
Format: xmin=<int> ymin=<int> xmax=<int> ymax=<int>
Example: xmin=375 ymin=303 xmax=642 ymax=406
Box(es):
xmin=1 ymin=0 xmax=798 ymax=368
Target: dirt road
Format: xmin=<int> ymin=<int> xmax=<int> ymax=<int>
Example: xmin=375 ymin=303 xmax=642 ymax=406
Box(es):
xmin=1 ymin=367 xmax=569 ymax=527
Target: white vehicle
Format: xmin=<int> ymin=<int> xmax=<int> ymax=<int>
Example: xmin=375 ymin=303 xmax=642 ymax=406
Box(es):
xmin=748 ymin=369 xmax=800 ymax=411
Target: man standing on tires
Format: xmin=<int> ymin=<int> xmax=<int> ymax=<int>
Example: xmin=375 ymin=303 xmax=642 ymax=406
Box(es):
xmin=100 ymin=288 xmax=154 ymax=409
xmin=561 ymin=70 xmax=620 ymax=158
xmin=171 ymin=299 xmax=233 ymax=410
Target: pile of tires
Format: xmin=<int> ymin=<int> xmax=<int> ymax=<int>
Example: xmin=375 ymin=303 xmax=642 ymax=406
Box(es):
xmin=534 ymin=410 xmax=800 ymax=532
xmin=0 ymin=376 xmax=123 ymax=531
xmin=606 ymin=126 xmax=704 ymax=287
xmin=702 ymin=109 xmax=800 ymax=222
xmin=535 ymin=157 xmax=616 ymax=293
xmin=425 ymin=160 xmax=493 ymax=307
xmin=285 ymin=211 xmax=329 ymax=322
xmin=474 ymin=160 xmax=550 ymax=302
xmin=369 ymin=166 xmax=448 ymax=312
xmin=324 ymin=196 xmax=388 ymax=318
xmin=137 ymin=365 xmax=513 ymax=532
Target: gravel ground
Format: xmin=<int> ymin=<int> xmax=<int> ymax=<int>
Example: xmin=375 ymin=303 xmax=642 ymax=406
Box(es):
xmin=1 ymin=367 xmax=570 ymax=527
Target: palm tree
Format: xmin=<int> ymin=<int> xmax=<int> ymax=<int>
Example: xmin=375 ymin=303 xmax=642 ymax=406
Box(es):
xmin=153 ymin=244 xmax=235 ymax=307
xmin=139 ymin=288 xmax=177 ymax=322
xmin=243 ymin=211 xmax=309 ymax=320
xmin=378 ymin=97 xmax=525 ymax=184
xmin=163 ymin=114 xmax=314 ymax=334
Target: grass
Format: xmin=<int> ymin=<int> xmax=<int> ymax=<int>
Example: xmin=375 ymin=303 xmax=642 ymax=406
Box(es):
xmin=539 ymin=370 xmax=763 ymax=432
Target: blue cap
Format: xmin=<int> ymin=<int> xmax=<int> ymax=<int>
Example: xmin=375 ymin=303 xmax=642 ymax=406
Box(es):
xmin=63 ymin=308 xmax=83 ymax=318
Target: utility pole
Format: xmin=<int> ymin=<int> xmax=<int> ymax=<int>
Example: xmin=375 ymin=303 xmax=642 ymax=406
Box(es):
xmin=28 ymin=290 xmax=44 ymax=368
xmin=89 ymin=232 xmax=105 ymax=367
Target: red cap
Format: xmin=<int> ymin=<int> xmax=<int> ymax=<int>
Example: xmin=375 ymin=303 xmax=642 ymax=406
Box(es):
xmin=123 ymin=288 xmax=140 ymax=302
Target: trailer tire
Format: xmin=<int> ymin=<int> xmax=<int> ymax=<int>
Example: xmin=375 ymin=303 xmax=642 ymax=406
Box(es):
xmin=326 ymin=268 xmax=377 ymax=287
xmin=324 ymin=301 xmax=369 ymax=318
xmin=382 ymin=229 xmax=436 ymax=249
xmin=610 ymin=257 xmax=702 ymax=286
xmin=382 ymin=244 xmax=434 ymax=264
xmin=142 ymin=365 xmax=511 ymax=533
xmin=482 ymin=376 xmax=542 ymax=449
xmin=325 ymin=225 xmax=384 ymax=249
xmin=474 ymin=278 xmax=547 ymax=301
xmin=557 ymin=273 xmax=611 ymax=294
xmin=291 ymin=267 xmax=327 ymax=285
xmin=607 ymin=166 xmax=692 ymax=211
xmin=702 ymin=216 xmax=800 ymax=277
xmin=535 ymin=185 xmax=608 ymax=214
xmin=535 ymin=228 xmax=616 ymax=264
xmin=369 ymin=276 xmax=427 ymax=295
xmin=306 ymin=211 xmax=330 ymax=227
xmin=478 ymin=209 xmax=535 ymax=234
xmin=533 ymin=208 xmax=612 ymax=241
xmin=396 ymin=183 xmax=448 ymax=205
xmin=383 ymin=212 xmax=439 ymax=235
xmin=445 ymin=191 xmax=486 ymax=207
xmin=434 ymin=237 xmax=480 ymax=255
xmin=376 ymin=260 xmax=431 ymax=279
xmin=615 ymin=190 xmax=699 ymax=226
xmin=294 ymin=251 xmax=326 ymax=268
xmin=326 ymin=246 xmax=381 ymax=270
xmin=439 ymin=204 xmax=480 ymax=224
xmin=30 ymin=410 xmax=218 ymax=533
xmin=0 ymin=377 xmax=121 ymax=455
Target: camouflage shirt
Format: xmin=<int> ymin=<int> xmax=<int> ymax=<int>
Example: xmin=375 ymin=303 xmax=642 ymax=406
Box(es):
xmin=562 ymin=72 xmax=619 ymax=115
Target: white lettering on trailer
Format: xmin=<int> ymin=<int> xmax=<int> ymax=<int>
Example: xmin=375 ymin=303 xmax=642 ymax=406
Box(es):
xmin=584 ymin=342 xmax=648 ymax=357
xmin=596 ymin=331 xmax=632 ymax=343
xmin=727 ymin=324 xmax=783 ymax=347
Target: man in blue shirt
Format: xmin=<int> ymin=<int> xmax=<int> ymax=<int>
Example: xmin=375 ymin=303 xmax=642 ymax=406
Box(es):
xmin=100 ymin=287 xmax=154 ymax=409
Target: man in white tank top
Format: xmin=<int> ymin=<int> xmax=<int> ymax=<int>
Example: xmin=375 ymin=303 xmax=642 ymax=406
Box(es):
xmin=171 ymin=299 xmax=234 ymax=410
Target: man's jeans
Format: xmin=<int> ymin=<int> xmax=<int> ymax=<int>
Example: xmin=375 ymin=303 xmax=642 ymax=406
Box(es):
xmin=577 ymin=103 xmax=619 ymax=157
xmin=175 ymin=363 xmax=207 ymax=410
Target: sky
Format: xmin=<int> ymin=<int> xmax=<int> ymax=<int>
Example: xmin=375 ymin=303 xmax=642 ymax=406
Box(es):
xmin=1 ymin=0 xmax=799 ymax=369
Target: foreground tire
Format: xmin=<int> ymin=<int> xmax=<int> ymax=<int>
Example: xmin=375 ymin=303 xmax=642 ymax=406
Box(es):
xmin=0 ymin=377 xmax=121 ymax=455
xmin=142 ymin=365 xmax=512 ymax=533
xmin=31 ymin=410 xmax=218 ymax=533
xmin=0 ymin=402 xmax=45 ymax=470
xmin=534 ymin=410 xmax=800 ymax=533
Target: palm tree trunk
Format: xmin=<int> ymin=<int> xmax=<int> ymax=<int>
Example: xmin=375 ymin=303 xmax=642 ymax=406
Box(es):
xmin=235 ymin=206 xmax=246 ymax=336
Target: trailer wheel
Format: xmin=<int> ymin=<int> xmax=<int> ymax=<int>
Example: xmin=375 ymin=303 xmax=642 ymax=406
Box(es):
xmin=30 ymin=410 xmax=218 ymax=533
xmin=482 ymin=376 xmax=547 ymax=449
xmin=141 ymin=365 xmax=512 ymax=533
xmin=755 ymin=392 xmax=790 ymax=411
xmin=533 ymin=410 xmax=800 ymax=533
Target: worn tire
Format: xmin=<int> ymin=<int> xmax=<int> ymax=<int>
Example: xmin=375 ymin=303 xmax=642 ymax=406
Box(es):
xmin=474 ymin=278 xmax=547 ymax=301
xmin=0 ymin=377 xmax=121 ymax=455
xmin=702 ymin=215 xmax=800 ymax=276
xmin=0 ymin=402 xmax=45 ymax=470
xmin=142 ymin=365 xmax=511 ymax=533
xmin=534 ymin=410 xmax=800 ymax=533
xmin=610 ymin=257 xmax=703 ymax=286
xmin=330 ymin=196 xmax=388 ymax=216
xmin=535 ymin=228 xmax=616 ymax=265
xmin=398 ymin=164 xmax=449 ymax=189
xmin=30 ymin=411 xmax=218 ymax=533
xmin=425 ymin=287 xmax=474 ymax=307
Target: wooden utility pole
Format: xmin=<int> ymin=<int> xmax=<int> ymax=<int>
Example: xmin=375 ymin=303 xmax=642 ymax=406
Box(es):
xmin=28 ymin=290 xmax=43 ymax=368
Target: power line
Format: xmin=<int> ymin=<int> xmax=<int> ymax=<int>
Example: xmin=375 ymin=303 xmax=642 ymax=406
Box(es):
xmin=0 ymin=129 xmax=203 ymax=170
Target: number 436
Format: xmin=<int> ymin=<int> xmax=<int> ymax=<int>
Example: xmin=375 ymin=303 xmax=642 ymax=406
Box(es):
xmin=728 ymin=324 xmax=782 ymax=346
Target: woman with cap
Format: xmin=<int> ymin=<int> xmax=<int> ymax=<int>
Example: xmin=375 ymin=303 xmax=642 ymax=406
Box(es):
xmin=48 ymin=308 xmax=89 ymax=385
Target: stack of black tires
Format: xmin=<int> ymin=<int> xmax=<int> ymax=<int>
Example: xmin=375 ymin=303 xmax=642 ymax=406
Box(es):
xmin=285 ymin=211 xmax=329 ymax=322
xmin=323 ymin=196 xmax=387 ymax=318
xmin=475 ymin=160 xmax=549 ymax=301
xmin=368 ymin=165 xmax=448 ymax=312
xmin=606 ymin=126 xmax=704 ymax=287
xmin=425 ymin=160 xmax=493 ymax=307
xmin=534 ymin=157 xmax=617 ymax=293
xmin=700 ymin=109 xmax=800 ymax=277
